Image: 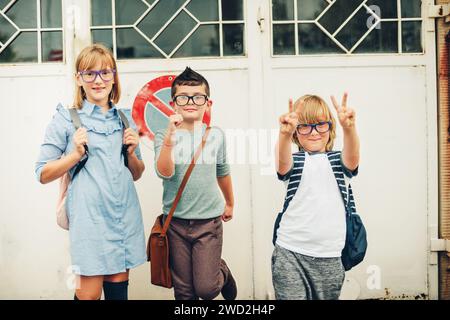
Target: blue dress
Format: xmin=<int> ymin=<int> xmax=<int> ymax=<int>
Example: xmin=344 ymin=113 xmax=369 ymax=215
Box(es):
xmin=35 ymin=100 xmax=147 ymax=276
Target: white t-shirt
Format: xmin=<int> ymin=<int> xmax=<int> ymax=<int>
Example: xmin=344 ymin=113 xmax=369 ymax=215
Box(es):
xmin=276 ymin=152 xmax=353 ymax=258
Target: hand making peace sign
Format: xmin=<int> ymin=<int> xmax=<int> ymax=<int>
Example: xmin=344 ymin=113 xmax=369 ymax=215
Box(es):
xmin=279 ymin=98 xmax=300 ymax=135
xmin=331 ymin=92 xmax=356 ymax=129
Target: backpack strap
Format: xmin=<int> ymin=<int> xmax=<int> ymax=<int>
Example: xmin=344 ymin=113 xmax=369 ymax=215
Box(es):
xmin=117 ymin=109 xmax=130 ymax=168
xmin=68 ymin=108 xmax=88 ymax=178
xmin=272 ymin=151 xmax=306 ymax=245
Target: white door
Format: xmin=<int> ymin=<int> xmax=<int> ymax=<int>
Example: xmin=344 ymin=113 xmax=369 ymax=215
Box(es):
xmin=0 ymin=0 xmax=439 ymax=300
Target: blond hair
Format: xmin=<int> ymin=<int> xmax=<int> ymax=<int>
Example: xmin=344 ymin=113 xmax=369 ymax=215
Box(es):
xmin=292 ymin=94 xmax=336 ymax=152
xmin=73 ymin=44 xmax=120 ymax=109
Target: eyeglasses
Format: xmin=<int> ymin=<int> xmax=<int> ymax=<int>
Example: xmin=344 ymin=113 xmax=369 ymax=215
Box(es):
xmin=78 ymin=69 xmax=116 ymax=83
xmin=296 ymin=121 xmax=332 ymax=135
xmin=173 ymin=95 xmax=208 ymax=106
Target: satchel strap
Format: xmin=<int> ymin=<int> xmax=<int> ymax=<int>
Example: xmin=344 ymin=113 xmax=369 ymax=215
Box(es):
xmin=160 ymin=127 xmax=211 ymax=237
xmin=117 ymin=109 xmax=130 ymax=168
xmin=69 ymin=108 xmax=89 ymax=178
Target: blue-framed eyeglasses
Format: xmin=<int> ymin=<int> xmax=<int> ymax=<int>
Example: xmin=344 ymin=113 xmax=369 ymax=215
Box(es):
xmin=78 ymin=69 xmax=116 ymax=83
xmin=296 ymin=121 xmax=332 ymax=135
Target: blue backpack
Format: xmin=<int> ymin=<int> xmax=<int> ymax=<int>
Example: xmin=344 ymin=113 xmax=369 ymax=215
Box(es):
xmin=273 ymin=151 xmax=367 ymax=271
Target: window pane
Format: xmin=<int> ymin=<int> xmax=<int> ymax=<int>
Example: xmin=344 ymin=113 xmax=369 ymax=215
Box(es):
xmin=91 ymin=0 xmax=112 ymax=26
xmin=0 ymin=13 xmax=17 ymax=43
xmin=272 ymin=0 xmax=294 ymax=21
xmin=354 ymin=21 xmax=397 ymax=53
xmin=366 ymin=0 xmax=397 ymax=19
xmin=41 ymin=0 xmax=62 ymax=28
xmin=223 ymin=24 xmax=244 ymax=56
xmin=401 ymin=0 xmax=421 ymax=18
xmin=299 ymin=23 xmax=343 ymax=54
xmin=273 ymin=24 xmax=294 ymax=55
xmin=336 ymin=7 xmax=373 ymax=50
xmin=186 ymin=0 xmax=218 ymax=21
xmin=0 ymin=31 xmax=37 ymax=62
xmin=318 ymin=0 xmax=361 ymax=34
xmin=42 ymin=31 xmax=62 ymax=62
xmin=222 ymin=0 xmax=243 ymax=20
xmin=137 ymin=0 xmax=186 ymax=39
xmin=173 ymin=25 xmax=219 ymax=57
xmin=402 ymin=21 xmax=422 ymax=53
xmin=116 ymin=28 xmax=163 ymax=59
xmin=154 ymin=11 xmax=197 ymax=56
xmin=6 ymin=0 xmax=37 ymax=28
xmin=92 ymin=29 xmax=113 ymax=51
xmin=297 ymin=0 xmax=328 ymax=20
xmin=0 ymin=0 xmax=10 ymax=10
xmin=115 ymin=0 xmax=146 ymax=25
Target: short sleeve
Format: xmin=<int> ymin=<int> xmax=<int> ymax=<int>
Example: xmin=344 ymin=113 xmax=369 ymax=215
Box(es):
xmin=277 ymin=163 xmax=294 ymax=181
xmin=215 ymin=128 xmax=230 ymax=177
xmin=35 ymin=105 xmax=70 ymax=182
xmin=153 ymin=129 xmax=174 ymax=179
xmin=340 ymin=153 xmax=359 ymax=178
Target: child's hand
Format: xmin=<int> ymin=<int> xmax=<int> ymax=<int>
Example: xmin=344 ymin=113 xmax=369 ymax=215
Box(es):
xmin=279 ymin=99 xmax=299 ymax=136
xmin=123 ymin=128 xmax=140 ymax=155
xmin=331 ymin=92 xmax=356 ymax=129
xmin=72 ymin=128 xmax=88 ymax=159
xmin=221 ymin=204 xmax=233 ymax=222
xmin=167 ymin=114 xmax=183 ymax=134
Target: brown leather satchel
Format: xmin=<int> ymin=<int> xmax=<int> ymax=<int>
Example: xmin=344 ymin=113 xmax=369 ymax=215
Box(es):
xmin=147 ymin=127 xmax=211 ymax=288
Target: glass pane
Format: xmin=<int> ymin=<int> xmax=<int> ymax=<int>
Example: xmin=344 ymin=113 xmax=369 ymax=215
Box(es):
xmin=0 ymin=31 xmax=37 ymax=62
xmin=299 ymin=23 xmax=343 ymax=54
xmin=116 ymin=28 xmax=163 ymax=59
xmin=0 ymin=0 xmax=11 ymax=10
xmin=318 ymin=0 xmax=362 ymax=34
xmin=272 ymin=0 xmax=294 ymax=21
xmin=6 ymin=0 xmax=37 ymax=28
xmin=91 ymin=0 xmax=112 ymax=26
xmin=297 ymin=0 xmax=328 ymax=20
xmin=223 ymin=24 xmax=244 ymax=56
xmin=115 ymin=0 xmax=146 ymax=25
xmin=42 ymin=31 xmax=62 ymax=62
xmin=186 ymin=0 xmax=218 ymax=21
xmin=92 ymin=29 xmax=113 ymax=51
xmin=401 ymin=0 xmax=421 ymax=18
xmin=222 ymin=0 xmax=243 ymax=20
xmin=137 ymin=0 xmax=186 ymax=39
xmin=336 ymin=7 xmax=374 ymax=50
xmin=354 ymin=21 xmax=397 ymax=53
xmin=366 ymin=0 xmax=397 ymax=19
xmin=154 ymin=11 xmax=197 ymax=56
xmin=0 ymin=13 xmax=17 ymax=43
xmin=402 ymin=21 xmax=422 ymax=53
xmin=273 ymin=24 xmax=294 ymax=55
xmin=41 ymin=0 xmax=62 ymax=28
xmin=173 ymin=24 xmax=219 ymax=57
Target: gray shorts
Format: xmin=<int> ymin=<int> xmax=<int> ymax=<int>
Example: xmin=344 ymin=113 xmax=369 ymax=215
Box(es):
xmin=271 ymin=244 xmax=345 ymax=300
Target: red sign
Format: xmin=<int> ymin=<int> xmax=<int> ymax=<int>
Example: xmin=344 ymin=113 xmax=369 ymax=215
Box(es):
xmin=132 ymin=75 xmax=211 ymax=140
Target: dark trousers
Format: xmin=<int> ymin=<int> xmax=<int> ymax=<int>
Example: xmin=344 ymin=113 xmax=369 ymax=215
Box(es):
xmin=165 ymin=216 xmax=227 ymax=300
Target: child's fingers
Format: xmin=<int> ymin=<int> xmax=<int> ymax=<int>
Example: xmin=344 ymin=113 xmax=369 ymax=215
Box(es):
xmin=331 ymin=95 xmax=340 ymax=112
xmin=342 ymin=92 xmax=348 ymax=109
xmin=288 ymin=98 xmax=293 ymax=113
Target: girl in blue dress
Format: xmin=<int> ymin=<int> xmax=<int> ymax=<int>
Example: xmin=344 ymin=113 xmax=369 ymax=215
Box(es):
xmin=35 ymin=44 xmax=146 ymax=300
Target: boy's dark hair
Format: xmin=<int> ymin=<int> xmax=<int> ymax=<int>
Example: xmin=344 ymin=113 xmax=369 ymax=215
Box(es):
xmin=171 ymin=67 xmax=210 ymax=98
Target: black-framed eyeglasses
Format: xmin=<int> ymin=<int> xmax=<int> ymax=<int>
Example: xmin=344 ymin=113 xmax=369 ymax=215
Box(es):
xmin=78 ymin=69 xmax=116 ymax=83
xmin=296 ymin=121 xmax=332 ymax=135
xmin=173 ymin=95 xmax=208 ymax=106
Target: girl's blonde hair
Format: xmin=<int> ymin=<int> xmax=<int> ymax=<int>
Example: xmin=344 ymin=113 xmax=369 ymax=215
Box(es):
xmin=292 ymin=94 xmax=336 ymax=152
xmin=73 ymin=44 xmax=120 ymax=109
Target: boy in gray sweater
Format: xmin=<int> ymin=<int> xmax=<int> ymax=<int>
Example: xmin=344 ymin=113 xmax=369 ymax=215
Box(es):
xmin=154 ymin=67 xmax=237 ymax=300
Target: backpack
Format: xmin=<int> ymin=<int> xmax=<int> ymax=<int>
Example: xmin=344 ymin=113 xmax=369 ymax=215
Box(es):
xmin=56 ymin=107 xmax=130 ymax=230
xmin=273 ymin=151 xmax=367 ymax=271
